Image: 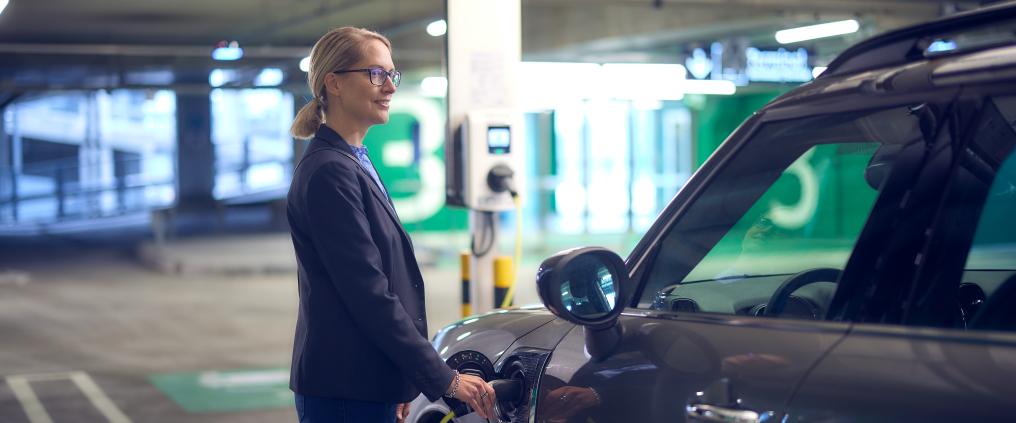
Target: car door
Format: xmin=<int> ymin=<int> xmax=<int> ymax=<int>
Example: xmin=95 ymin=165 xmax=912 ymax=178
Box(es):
xmin=533 ymin=99 xmax=948 ymax=423
xmin=783 ymin=92 xmax=1016 ymax=422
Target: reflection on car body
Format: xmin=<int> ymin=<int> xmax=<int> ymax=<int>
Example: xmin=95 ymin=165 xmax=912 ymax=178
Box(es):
xmin=407 ymin=4 xmax=1016 ymax=423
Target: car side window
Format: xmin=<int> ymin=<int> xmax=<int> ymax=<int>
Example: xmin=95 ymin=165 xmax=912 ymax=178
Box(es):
xmin=912 ymin=96 xmax=1016 ymax=331
xmin=639 ymin=106 xmax=927 ymax=319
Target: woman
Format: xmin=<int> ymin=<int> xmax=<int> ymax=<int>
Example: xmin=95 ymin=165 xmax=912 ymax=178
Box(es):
xmin=287 ymin=27 xmax=496 ymax=422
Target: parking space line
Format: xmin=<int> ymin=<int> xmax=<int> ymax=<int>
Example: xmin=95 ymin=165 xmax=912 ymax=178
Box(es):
xmin=5 ymin=376 xmax=55 ymax=423
xmin=4 ymin=371 xmax=132 ymax=423
xmin=68 ymin=372 xmax=131 ymax=423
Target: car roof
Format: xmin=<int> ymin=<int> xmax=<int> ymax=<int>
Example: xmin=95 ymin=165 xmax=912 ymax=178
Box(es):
xmin=769 ymin=1 xmax=1016 ymax=107
xmin=824 ymin=1 xmax=1016 ymax=78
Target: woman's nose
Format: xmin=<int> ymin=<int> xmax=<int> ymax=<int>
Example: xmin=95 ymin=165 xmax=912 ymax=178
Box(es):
xmin=382 ymin=77 xmax=397 ymax=93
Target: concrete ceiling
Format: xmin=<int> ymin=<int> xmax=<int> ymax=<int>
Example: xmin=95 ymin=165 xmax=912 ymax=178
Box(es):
xmin=0 ymin=0 xmax=990 ymax=93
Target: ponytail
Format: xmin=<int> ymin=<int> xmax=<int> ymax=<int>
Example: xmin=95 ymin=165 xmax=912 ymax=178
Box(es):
xmin=291 ymin=99 xmax=323 ymax=139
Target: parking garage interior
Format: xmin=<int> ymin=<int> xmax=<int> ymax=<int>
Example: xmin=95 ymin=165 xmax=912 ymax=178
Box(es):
xmin=0 ymin=0 xmax=1006 ymax=422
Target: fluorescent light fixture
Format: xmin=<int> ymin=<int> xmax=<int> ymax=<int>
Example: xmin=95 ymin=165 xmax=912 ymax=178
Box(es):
xmin=426 ymin=19 xmax=447 ymax=37
xmin=775 ymin=19 xmax=859 ymax=44
xmin=420 ymin=76 xmax=447 ymax=97
xmin=208 ymin=69 xmax=231 ymax=87
xmin=631 ymin=99 xmax=663 ymax=110
xmin=0 ymin=0 xmax=9 ymax=16
xmin=254 ymin=68 xmax=284 ymax=86
xmin=519 ymin=62 xmax=602 ymax=107
xmin=299 ymin=56 xmax=311 ymax=73
xmin=680 ymin=79 xmax=736 ymax=95
xmin=602 ymin=63 xmax=687 ymax=100
xmin=812 ymin=66 xmax=828 ymax=78
xmin=212 ymin=46 xmax=243 ymax=61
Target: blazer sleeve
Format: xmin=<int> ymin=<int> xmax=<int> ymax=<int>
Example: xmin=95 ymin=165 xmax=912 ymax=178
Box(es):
xmin=304 ymin=161 xmax=456 ymax=401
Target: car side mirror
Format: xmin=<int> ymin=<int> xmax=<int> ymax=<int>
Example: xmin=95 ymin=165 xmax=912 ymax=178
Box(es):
xmin=536 ymin=247 xmax=629 ymax=360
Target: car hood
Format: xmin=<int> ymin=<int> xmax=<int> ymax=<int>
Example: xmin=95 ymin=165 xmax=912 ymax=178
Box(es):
xmin=432 ymin=307 xmax=559 ymax=361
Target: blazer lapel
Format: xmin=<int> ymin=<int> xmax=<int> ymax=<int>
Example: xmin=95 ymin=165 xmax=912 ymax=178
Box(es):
xmin=332 ymin=150 xmax=415 ymax=252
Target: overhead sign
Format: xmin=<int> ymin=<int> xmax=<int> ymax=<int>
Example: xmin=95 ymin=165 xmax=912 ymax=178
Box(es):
xmin=684 ymin=43 xmax=814 ymax=84
xmin=685 ymin=48 xmax=713 ymax=80
xmin=745 ymin=47 xmax=812 ymax=83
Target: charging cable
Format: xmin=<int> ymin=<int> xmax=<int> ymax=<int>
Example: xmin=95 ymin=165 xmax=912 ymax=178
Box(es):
xmin=483 ymin=164 xmax=522 ymax=309
xmin=499 ymin=193 xmax=521 ymax=309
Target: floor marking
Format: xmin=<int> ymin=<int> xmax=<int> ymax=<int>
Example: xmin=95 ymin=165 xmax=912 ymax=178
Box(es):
xmin=68 ymin=372 xmax=132 ymax=423
xmin=4 ymin=371 xmax=132 ymax=423
xmin=5 ymin=376 xmax=54 ymax=423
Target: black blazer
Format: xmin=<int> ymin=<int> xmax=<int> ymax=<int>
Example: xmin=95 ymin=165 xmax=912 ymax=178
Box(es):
xmin=287 ymin=125 xmax=455 ymax=403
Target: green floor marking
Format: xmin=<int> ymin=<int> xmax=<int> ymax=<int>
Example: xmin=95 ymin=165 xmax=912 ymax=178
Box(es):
xmin=149 ymin=368 xmax=292 ymax=413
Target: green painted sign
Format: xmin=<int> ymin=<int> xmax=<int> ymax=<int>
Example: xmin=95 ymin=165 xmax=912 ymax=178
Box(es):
xmin=364 ymin=96 xmax=469 ymax=232
xmin=149 ymin=368 xmax=292 ymax=413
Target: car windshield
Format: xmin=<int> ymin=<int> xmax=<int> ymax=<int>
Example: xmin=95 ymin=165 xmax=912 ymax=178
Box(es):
xmin=639 ymin=105 xmax=928 ymax=310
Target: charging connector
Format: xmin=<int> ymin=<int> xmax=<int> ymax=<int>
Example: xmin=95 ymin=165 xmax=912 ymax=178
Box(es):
xmin=486 ymin=165 xmax=518 ymax=198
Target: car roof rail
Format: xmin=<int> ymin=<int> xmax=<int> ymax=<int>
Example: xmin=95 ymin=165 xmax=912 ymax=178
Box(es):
xmin=822 ymin=1 xmax=1016 ymax=78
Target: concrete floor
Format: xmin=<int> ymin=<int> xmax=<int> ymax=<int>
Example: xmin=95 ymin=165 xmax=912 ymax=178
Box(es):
xmin=0 ymin=233 xmax=545 ymax=423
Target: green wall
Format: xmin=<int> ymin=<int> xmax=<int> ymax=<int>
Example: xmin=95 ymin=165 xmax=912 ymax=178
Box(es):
xmin=364 ymin=103 xmax=468 ymax=232
xmin=690 ymin=89 xmax=792 ymax=169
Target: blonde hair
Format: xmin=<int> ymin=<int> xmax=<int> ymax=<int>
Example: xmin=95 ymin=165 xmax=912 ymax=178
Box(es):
xmin=290 ymin=27 xmax=392 ymax=139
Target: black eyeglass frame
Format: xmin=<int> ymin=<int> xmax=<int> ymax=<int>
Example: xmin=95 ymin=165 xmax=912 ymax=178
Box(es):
xmin=332 ymin=67 xmax=401 ymax=87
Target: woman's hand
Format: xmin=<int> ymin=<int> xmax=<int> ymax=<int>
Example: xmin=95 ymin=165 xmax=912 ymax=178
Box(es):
xmin=395 ymin=402 xmax=410 ymax=423
xmin=447 ymin=373 xmax=497 ymax=419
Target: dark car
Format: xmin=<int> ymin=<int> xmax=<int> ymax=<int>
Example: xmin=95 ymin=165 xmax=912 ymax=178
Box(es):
xmin=410 ymin=3 xmax=1016 ymax=422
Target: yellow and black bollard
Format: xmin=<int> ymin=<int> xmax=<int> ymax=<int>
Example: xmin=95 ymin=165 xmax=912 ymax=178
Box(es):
xmin=460 ymin=252 xmax=472 ymax=317
xmin=494 ymin=256 xmax=514 ymax=309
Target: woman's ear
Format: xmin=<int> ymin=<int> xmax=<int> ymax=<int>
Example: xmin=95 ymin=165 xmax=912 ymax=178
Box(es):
xmin=324 ymin=72 xmax=342 ymax=98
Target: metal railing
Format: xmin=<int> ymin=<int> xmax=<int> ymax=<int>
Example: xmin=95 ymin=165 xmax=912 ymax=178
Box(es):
xmin=0 ymin=151 xmax=298 ymax=227
xmin=0 ymin=157 xmax=176 ymax=225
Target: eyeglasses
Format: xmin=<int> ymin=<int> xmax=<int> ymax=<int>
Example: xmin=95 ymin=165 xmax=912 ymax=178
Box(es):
xmin=332 ymin=67 xmax=401 ymax=87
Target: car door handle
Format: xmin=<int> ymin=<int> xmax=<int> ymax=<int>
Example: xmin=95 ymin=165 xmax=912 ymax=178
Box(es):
xmin=686 ymin=403 xmax=760 ymax=423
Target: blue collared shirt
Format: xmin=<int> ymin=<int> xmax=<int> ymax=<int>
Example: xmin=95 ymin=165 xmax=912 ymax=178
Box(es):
xmin=349 ymin=144 xmax=389 ymax=200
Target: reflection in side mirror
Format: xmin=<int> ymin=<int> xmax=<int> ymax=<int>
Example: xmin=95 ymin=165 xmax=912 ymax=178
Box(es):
xmin=560 ymin=254 xmax=618 ymax=320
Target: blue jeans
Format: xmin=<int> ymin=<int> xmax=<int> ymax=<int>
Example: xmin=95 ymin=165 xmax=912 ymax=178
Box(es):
xmin=294 ymin=393 xmax=397 ymax=423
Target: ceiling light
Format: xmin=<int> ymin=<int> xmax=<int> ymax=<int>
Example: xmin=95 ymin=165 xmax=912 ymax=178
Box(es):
xmin=0 ymin=0 xmax=8 ymax=16
xmin=775 ymin=19 xmax=859 ymax=44
xmin=680 ymin=79 xmax=736 ymax=95
xmin=602 ymin=63 xmax=687 ymax=100
xmin=420 ymin=76 xmax=448 ymax=97
xmin=812 ymin=66 xmax=828 ymax=78
xmin=212 ymin=40 xmax=243 ymax=61
xmin=299 ymin=56 xmax=311 ymax=73
xmin=254 ymin=68 xmax=284 ymax=87
xmin=209 ymin=69 xmax=233 ymax=87
xmin=426 ymin=19 xmax=447 ymax=37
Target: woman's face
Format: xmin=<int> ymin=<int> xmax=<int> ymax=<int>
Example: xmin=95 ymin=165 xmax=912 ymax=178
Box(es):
xmin=334 ymin=39 xmax=397 ymax=127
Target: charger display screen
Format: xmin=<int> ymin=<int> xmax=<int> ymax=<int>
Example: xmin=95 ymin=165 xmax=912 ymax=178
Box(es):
xmin=487 ymin=126 xmax=511 ymax=155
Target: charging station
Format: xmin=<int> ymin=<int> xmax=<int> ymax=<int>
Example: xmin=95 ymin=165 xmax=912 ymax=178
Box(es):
xmin=445 ymin=0 xmax=523 ymax=314
xmin=452 ymin=110 xmax=524 ymax=211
